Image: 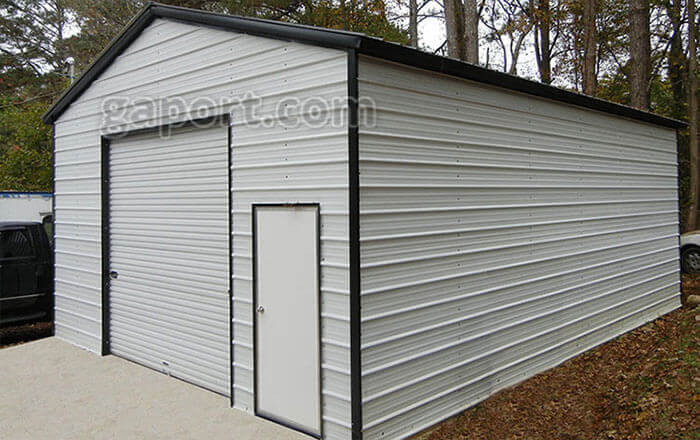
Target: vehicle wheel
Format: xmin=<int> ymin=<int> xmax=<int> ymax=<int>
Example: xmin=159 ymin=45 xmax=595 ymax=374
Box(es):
xmin=681 ymin=246 xmax=700 ymax=273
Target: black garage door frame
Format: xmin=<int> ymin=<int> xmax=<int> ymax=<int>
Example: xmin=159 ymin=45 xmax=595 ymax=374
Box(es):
xmin=99 ymin=113 xmax=234 ymax=404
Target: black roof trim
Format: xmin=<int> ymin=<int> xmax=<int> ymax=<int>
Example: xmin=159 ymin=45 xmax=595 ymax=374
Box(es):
xmin=43 ymin=2 xmax=685 ymax=129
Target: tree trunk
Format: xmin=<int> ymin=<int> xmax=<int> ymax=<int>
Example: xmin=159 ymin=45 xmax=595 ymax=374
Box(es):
xmin=464 ymin=0 xmax=479 ymax=63
xmin=534 ymin=0 xmax=552 ymax=84
xmin=629 ymin=0 xmax=651 ymax=110
xmin=668 ymin=0 xmax=686 ymax=119
xmin=687 ymin=0 xmax=698 ymax=230
xmin=445 ymin=0 xmax=466 ymax=60
xmin=409 ymin=0 xmax=418 ymax=47
xmin=582 ymin=0 xmax=597 ymax=95
xmin=339 ymin=0 xmax=347 ymax=30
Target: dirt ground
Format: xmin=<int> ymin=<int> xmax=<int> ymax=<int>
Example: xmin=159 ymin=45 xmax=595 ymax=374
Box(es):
xmin=417 ymin=277 xmax=699 ymax=440
xmin=0 ymin=321 xmax=53 ymax=348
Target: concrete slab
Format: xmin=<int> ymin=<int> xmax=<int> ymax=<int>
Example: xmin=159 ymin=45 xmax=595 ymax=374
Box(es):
xmin=0 ymin=337 xmax=311 ymax=440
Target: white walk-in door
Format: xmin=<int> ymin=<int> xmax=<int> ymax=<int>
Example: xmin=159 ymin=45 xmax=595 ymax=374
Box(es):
xmin=254 ymin=205 xmax=321 ymax=435
xmin=107 ymin=124 xmax=230 ymax=396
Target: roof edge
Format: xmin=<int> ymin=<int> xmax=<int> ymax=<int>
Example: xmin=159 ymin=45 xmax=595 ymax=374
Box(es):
xmin=43 ymin=2 xmax=685 ymax=130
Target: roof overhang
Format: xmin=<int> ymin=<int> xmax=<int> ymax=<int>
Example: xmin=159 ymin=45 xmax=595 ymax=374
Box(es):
xmin=43 ymin=2 xmax=686 ymax=129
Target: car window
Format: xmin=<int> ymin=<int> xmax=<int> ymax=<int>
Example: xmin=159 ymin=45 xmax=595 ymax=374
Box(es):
xmin=0 ymin=229 xmax=35 ymax=259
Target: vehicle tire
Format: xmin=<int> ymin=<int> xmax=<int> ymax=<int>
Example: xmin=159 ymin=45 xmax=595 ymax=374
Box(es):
xmin=681 ymin=246 xmax=700 ymax=273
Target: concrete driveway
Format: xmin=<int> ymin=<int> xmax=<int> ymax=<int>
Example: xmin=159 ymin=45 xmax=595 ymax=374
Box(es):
xmin=0 ymin=337 xmax=310 ymax=440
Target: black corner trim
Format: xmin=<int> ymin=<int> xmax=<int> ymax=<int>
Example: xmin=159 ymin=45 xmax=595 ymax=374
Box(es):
xmin=50 ymin=126 xmax=56 ymax=332
xmin=348 ymin=49 xmax=362 ymax=440
xmin=43 ymin=2 xmax=684 ymax=130
xmin=228 ymin=116 xmax=234 ymax=408
xmin=675 ymin=131 xmax=682 ymax=294
xmin=100 ymin=136 xmax=111 ymax=356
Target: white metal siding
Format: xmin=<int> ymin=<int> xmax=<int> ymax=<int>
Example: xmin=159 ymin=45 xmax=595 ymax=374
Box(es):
xmin=357 ymin=56 xmax=681 ymax=440
xmin=108 ymin=125 xmax=230 ymax=395
xmin=53 ymin=19 xmax=351 ymax=439
xmin=230 ymin=81 xmax=352 ymax=439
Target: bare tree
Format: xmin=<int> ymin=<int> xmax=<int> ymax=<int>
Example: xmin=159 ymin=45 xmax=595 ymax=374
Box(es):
xmin=667 ymin=0 xmax=686 ymax=118
xmin=465 ymin=0 xmax=479 ymax=62
xmin=409 ymin=0 xmax=419 ymax=46
xmin=445 ymin=0 xmax=467 ymax=59
xmin=582 ymin=0 xmax=597 ymax=95
xmin=533 ymin=0 xmax=552 ymax=83
xmin=629 ymin=0 xmax=651 ymax=110
xmin=444 ymin=0 xmax=480 ymax=63
xmin=687 ymin=0 xmax=698 ymax=230
xmin=481 ymin=0 xmax=533 ymax=74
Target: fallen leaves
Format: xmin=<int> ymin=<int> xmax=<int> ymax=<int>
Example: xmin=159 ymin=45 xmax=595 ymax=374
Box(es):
xmin=416 ymin=276 xmax=699 ymax=440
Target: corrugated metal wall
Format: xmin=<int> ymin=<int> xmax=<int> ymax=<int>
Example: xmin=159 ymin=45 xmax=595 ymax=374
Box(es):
xmin=357 ymin=56 xmax=681 ymax=440
xmin=229 ymin=46 xmax=352 ymax=440
xmin=53 ymin=19 xmax=351 ymax=439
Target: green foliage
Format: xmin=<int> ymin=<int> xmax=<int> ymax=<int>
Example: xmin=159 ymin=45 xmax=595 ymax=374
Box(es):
xmin=63 ymin=0 xmax=408 ymax=74
xmin=0 ymin=98 xmax=53 ymax=191
xmin=0 ymin=0 xmax=407 ymax=193
xmin=0 ymin=145 xmax=53 ymax=192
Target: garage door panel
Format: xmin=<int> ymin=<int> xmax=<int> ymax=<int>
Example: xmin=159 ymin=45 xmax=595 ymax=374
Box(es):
xmin=110 ymin=237 xmax=227 ymax=255
xmin=110 ymin=170 xmax=227 ymax=183
xmin=110 ymin=284 xmax=229 ymax=316
xmin=108 ymin=124 xmax=230 ymax=397
xmin=110 ymin=213 xmax=228 ymax=224
xmin=109 ymin=308 xmax=229 ymax=352
xmin=110 ymin=222 xmax=226 ymax=235
xmin=111 ymin=174 xmax=227 ymax=187
xmin=108 ymin=182 xmax=226 ymax=194
xmin=111 ymin=146 xmax=225 ymax=165
xmin=107 ymin=337 xmax=230 ymax=393
xmin=110 ymin=315 xmax=229 ymax=359
xmin=110 ymin=300 xmax=228 ymax=336
xmin=110 ymin=251 xmax=229 ymax=273
xmin=110 ymin=260 xmax=229 ymax=289
xmin=110 ymin=195 xmax=227 ymax=205
xmin=111 ymin=246 xmax=228 ymax=265
xmin=110 ymin=145 xmax=226 ymax=163
xmin=113 ymin=277 xmax=227 ymax=306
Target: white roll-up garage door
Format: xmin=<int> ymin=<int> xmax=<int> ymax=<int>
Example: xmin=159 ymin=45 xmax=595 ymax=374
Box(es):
xmin=107 ymin=123 xmax=230 ymax=396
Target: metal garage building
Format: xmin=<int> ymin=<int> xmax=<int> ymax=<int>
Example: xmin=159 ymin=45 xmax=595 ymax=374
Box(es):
xmin=43 ymin=3 xmax=683 ymax=440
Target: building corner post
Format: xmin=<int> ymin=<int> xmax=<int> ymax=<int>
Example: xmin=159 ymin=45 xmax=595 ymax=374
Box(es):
xmin=348 ymin=49 xmax=362 ymax=440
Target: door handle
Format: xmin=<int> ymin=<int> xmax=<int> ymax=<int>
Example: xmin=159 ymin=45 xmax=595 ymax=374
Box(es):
xmin=256 ymin=305 xmax=265 ymax=314
xmin=109 ymin=271 xmax=119 ymax=280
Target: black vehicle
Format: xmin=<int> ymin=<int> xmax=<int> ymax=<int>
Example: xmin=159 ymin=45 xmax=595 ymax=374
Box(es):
xmin=0 ymin=221 xmax=53 ymax=326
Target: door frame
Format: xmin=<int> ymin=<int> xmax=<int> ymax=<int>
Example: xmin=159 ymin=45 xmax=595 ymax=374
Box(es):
xmin=99 ymin=114 xmax=234 ymax=402
xmin=251 ymin=203 xmax=323 ymax=439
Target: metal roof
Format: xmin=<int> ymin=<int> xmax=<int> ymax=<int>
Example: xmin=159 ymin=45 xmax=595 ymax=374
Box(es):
xmin=42 ymin=2 xmax=685 ymax=129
